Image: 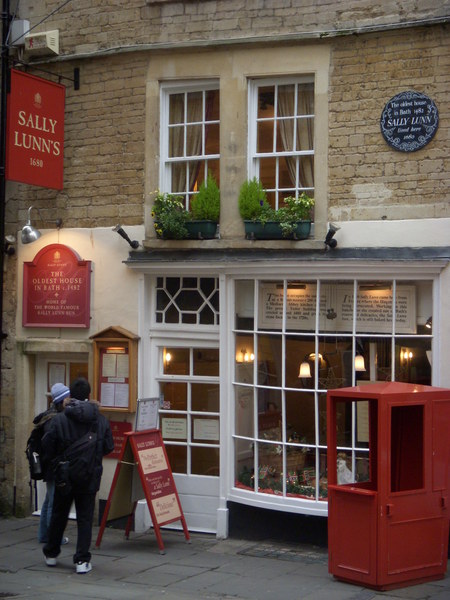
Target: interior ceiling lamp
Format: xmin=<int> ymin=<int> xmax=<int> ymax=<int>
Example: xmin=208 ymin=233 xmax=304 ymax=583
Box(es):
xmin=298 ymin=361 xmax=312 ymax=378
xmin=21 ymin=206 xmax=63 ymax=244
xmin=425 ymin=316 xmax=432 ymax=329
xmin=324 ymin=223 xmax=339 ymax=249
xmin=354 ymin=354 xmax=366 ymax=372
xmin=113 ymin=225 xmax=139 ymax=249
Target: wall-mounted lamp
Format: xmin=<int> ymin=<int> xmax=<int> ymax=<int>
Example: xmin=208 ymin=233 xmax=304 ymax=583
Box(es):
xmin=425 ymin=316 xmax=432 ymax=330
xmin=21 ymin=206 xmax=63 ymax=244
xmin=4 ymin=234 xmax=16 ymax=256
xmin=113 ymin=225 xmax=139 ymax=249
xmin=324 ymin=223 xmax=339 ymax=249
xmin=237 ymin=348 xmax=254 ymax=363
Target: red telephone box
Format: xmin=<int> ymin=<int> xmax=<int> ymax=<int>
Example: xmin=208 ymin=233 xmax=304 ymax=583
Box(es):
xmin=327 ymin=382 xmax=450 ymax=591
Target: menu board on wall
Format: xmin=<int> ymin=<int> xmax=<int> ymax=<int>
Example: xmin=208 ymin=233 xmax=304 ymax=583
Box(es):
xmin=99 ymin=347 xmax=130 ymax=409
xmin=258 ymin=283 xmax=416 ymax=334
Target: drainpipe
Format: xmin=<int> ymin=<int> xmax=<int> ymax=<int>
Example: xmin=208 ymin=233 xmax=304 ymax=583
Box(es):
xmin=0 ymin=0 xmax=11 ymax=512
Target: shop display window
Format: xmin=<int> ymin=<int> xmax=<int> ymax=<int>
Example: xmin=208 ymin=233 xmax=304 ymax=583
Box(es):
xmin=233 ymin=278 xmax=432 ymax=504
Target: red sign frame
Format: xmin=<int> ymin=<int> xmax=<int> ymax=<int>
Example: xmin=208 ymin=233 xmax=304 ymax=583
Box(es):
xmin=96 ymin=429 xmax=190 ymax=554
xmin=6 ymin=69 xmax=65 ymax=190
xmin=23 ymin=244 xmax=91 ymax=328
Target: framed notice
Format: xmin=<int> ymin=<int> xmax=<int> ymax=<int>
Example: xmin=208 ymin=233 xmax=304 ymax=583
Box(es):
xmin=135 ymin=398 xmax=160 ymax=431
xmin=91 ymin=326 xmax=139 ymax=413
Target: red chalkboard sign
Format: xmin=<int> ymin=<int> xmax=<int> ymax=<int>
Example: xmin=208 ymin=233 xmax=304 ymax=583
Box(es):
xmin=96 ymin=429 xmax=189 ymax=553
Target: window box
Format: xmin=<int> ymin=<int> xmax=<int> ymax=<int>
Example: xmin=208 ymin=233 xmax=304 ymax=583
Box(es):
xmin=244 ymin=220 xmax=311 ymax=240
xmin=185 ymin=220 xmax=218 ymax=239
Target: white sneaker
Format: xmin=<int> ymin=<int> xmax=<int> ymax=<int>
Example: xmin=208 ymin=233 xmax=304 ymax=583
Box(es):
xmin=76 ymin=561 xmax=92 ymax=574
xmin=45 ymin=557 xmax=57 ymax=567
xmin=61 ymin=536 xmax=69 ymax=545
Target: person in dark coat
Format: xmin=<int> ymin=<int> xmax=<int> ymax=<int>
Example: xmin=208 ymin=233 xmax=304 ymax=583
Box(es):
xmin=36 ymin=382 xmax=70 ymax=545
xmin=42 ymin=377 xmax=114 ymax=574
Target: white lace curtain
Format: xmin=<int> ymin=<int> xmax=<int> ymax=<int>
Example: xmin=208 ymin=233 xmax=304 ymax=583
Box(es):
xmin=277 ymin=84 xmax=314 ymax=190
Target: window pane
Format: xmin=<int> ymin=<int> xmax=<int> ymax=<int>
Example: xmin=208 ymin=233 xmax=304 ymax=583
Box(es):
xmin=169 ymin=125 xmax=184 ymax=158
xmin=357 ymin=282 xmax=393 ymax=333
xmin=257 ymin=119 xmax=274 ymax=153
xmin=285 ymin=391 xmax=315 ymax=445
xmin=163 ymin=348 xmax=189 ymax=375
xmin=192 ymin=416 xmax=219 ymax=445
xmin=235 ymin=438 xmax=255 ymax=490
xmin=235 ymin=384 xmax=254 ymax=437
xmin=192 ymin=446 xmax=219 ymax=476
xmin=257 ymin=334 xmax=282 ymax=386
xmin=258 ymin=441 xmax=281 ymax=492
xmin=169 ymin=93 xmax=184 ymax=124
xmin=192 ymin=383 xmax=219 ymax=412
xmin=165 ymin=445 xmax=186 ymax=474
xmin=205 ymin=123 xmax=220 ymax=154
xmin=285 ymin=336 xmax=315 ymax=388
xmin=395 ymin=338 xmax=431 ymax=384
xmin=193 ymin=348 xmax=219 ymax=376
xmin=160 ymin=381 xmax=187 ymax=410
xmin=257 ymin=86 xmax=274 ymax=119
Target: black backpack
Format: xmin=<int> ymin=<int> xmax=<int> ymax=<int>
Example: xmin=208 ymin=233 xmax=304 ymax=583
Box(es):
xmin=25 ymin=427 xmax=44 ymax=480
xmin=54 ymin=420 xmax=98 ymax=493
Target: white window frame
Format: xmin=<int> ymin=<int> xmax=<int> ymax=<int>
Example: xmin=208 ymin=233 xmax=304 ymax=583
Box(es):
xmin=248 ymin=76 xmax=315 ymax=209
xmin=160 ymin=80 xmax=220 ymax=207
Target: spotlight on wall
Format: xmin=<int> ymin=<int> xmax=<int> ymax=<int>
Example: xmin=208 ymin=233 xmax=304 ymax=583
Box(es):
xmin=425 ymin=316 xmax=432 ymax=330
xmin=21 ymin=206 xmax=63 ymax=244
xmin=113 ymin=225 xmax=140 ymax=249
xmin=324 ymin=223 xmax=340 ymax=249
xmin=4 ymin=235 xmax=16 ymax=256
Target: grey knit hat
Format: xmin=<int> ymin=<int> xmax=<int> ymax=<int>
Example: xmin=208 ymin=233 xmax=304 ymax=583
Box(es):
xmin=51 ymin=383 xmax=70 ymax=405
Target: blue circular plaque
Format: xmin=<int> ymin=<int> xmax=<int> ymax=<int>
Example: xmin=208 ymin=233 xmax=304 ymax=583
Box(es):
xmin=380 ymin=91 xmax=439 ymax=152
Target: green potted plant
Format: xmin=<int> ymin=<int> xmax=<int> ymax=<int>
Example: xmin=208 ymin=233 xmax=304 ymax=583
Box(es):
xmin=187 ymin=174 xmax=220 ymax=239
xmin=238 ymin=179 xmax=314 ymax=240
xmin=151 ymin=192 xmax=189 ymax=239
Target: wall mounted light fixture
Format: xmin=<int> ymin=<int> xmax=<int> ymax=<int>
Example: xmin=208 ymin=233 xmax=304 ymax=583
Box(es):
xmin=21 ymin=206 xmax=63 ymax=244
xmin=324 ymin=223 xmax=339 ymax=249
xmin=113 ymin=225 xmax=139 ymax=249
xmin=425 ymin=316 xmax=432 ymax=330
xmin=4 ymin=234 xmax=15 ymax=256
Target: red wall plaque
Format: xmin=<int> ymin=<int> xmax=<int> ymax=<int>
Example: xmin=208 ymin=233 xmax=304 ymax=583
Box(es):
xmin=23 ymin=244 xmax=91 ymax=328
xmin=6 ymin=69 xmax=65 ymax=190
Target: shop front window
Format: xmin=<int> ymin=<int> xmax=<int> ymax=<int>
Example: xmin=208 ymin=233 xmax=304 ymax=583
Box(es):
xmin=233 ymin=278 xmax=433 ymax=504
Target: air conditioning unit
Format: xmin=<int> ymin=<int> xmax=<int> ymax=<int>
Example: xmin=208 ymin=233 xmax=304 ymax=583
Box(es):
xmin=24 ymin=30 xmax=59 ymax=56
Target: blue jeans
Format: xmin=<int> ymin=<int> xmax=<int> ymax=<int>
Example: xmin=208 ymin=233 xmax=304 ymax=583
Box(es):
xmin=38 ymin=480 xmax=55 ymax=543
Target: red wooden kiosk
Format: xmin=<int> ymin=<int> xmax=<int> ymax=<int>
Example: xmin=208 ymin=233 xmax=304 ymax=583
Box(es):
xmin=327 ymin=382 xmax=450 ymax=591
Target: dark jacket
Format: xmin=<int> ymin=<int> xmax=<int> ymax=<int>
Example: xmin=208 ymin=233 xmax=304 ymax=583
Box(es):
xmin=33 ymin=405 xmax=58 ymax=482
xmin=42 ymin=399 xmax=114 ymax=493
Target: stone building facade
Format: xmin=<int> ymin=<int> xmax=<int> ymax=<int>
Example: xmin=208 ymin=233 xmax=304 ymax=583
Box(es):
xmin=0 ymin=1 xmax=448 ymax=538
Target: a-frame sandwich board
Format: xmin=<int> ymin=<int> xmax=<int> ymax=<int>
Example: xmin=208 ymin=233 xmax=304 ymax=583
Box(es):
xmin=96 ymin=429 xmax=190 ymax=554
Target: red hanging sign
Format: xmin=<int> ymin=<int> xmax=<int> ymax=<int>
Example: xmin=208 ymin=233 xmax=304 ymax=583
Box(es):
xmin=23 ymin=244 xmax=91 ymax=328
xmin=6 ymin=69 xmax=65 ymax=190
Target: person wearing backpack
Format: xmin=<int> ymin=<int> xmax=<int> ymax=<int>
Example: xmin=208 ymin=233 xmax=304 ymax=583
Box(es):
xmin=34 ymin=383 xmax=71 ymax=545
xmin=41 ymin=377 xmax=114 ymax=575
